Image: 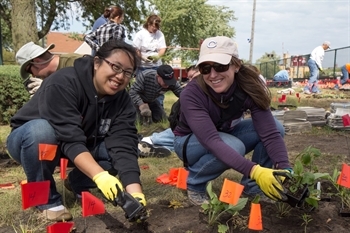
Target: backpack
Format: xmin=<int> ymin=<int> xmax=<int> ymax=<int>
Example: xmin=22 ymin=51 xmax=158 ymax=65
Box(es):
xmin=168 ymin=86 xmax=247 ymax=131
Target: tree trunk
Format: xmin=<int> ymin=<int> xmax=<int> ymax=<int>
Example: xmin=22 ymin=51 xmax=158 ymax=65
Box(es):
xmin=10 ymin=0 xmax=38 ymax=52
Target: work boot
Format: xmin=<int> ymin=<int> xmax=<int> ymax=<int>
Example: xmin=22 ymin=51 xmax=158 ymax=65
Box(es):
xmin=41 ymin=205 xmax=73 ymax=221
xmin=187 ymin=190 xmax=209 ymax=206
xmin=138 ymin=141 xmax=171 ymax=158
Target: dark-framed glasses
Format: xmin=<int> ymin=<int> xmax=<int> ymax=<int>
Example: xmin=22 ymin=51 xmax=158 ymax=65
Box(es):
xmin=198 ymin=63 xmax=231 ymax=75
xmin=101 ymin=57 xmax=135 ymax=79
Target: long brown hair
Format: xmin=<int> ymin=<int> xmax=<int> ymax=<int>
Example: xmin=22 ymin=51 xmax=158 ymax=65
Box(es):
xmin=197 ymin=56 xmax=271 ymax=110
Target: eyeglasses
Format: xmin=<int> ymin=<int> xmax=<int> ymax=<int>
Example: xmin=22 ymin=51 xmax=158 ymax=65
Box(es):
xmin=198 ymin=63 xmax=231 ymax=75
xmin=101 ymin=57 xmax=135 ymax=79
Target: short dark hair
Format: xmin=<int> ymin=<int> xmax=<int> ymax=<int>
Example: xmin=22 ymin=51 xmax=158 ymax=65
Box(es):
xmin=96 ymin=39 xmax=140 ymax=72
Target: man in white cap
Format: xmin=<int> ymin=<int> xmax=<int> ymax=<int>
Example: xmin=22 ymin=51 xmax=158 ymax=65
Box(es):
xmin=303 ymin=41 xmax=331 ymax=94
xmin=16 ymin=42 xmax=82 ymax=97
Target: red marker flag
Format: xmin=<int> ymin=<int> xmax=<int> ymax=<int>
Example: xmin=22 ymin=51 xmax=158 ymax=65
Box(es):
xmin=60 ymin=158 xmax=68 ymax=180
xmin=337 ymin=163 xmax=350 ymax=188
xmin=47 ymin=222 xmax=74 ymax=233
xmin=82 ymin=192 xmax=105 ymax=217
xmin=342 ymin=114 xmax=350 ymax=127
xmin=39 ymin=144 xmax=58 ymax=161
xmin=21 ymin=181 xmax=50 ymax=209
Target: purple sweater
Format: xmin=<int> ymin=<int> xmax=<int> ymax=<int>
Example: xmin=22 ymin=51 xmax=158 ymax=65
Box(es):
xmin=173 ymin=79 xmax=290 ymax=176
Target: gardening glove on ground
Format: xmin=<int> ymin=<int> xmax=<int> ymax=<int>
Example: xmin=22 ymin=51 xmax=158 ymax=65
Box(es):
xmin=26 ymin=77 xmax=43 ymax=95
xmin=250 ymin=165 xmax=288 ymax=201
xmin=139 ymin=103 xmax=152 ymax=117
xmin=93 ymin=171 xmax=123 ymax=202
xmin=131 ymin=192 xmax=147 ymax=206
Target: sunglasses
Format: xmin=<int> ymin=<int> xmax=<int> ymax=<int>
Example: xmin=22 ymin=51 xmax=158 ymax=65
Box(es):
xmin=198 ymin=63 xmax=231 ymax=75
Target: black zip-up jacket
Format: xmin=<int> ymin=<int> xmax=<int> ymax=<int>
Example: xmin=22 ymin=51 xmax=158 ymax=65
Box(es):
xmin=10 ymin=56 xmax=140 ymax=186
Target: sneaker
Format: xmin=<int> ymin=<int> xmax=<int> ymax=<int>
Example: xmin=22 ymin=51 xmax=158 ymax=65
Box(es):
xmin=187 ymin=190 xmax=209 ymax=206
xmin=303 ymin=89 xmax=311 ymax=95
xmin=138 ymin=141 xmax=171 ymax=158
xmin=41 ymin=205 xmax=73 ymax=221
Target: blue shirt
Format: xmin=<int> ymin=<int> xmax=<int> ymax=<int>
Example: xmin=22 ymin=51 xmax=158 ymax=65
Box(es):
xmin=92 ymin=15 xmax=108 ymax=31
xmin=273 ymin=70 xmax=289 ymax=81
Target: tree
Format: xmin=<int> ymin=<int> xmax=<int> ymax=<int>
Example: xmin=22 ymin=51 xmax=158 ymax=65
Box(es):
xmin=148 ymin=0 xmax=237 ymax=64
xmin=1 ymin=0 xmax=147 ymax=51
xmin=255 ymin=51 xmax=281 ymax=79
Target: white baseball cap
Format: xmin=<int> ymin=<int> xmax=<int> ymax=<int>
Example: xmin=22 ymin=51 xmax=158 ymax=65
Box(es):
xmin=16 ymin=42 xmax=55 ymax=79
xmin=196 ymin=36 xmax=239 ymax=66
xmin=323 ymin=41 xmax=331 ymax=49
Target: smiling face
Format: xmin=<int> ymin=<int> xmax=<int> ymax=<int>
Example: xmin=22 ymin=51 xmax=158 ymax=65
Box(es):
xmin=200 ymin=62 xmax=238 ymax=93
xmin=93 ymin=50 xmax=134 ymax=98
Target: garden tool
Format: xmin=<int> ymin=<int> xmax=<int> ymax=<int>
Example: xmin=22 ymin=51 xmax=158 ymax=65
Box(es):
xmin=113 ymin=184 xmax=148 ymax=222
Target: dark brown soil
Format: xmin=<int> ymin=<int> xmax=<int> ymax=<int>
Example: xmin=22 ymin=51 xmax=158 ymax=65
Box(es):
xmin=1 ymin=132 xmax=350 ymax=233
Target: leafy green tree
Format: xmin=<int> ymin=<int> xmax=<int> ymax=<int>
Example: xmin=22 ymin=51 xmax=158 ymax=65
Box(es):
xmin=148 ymin=0 xmax=237 ymax=64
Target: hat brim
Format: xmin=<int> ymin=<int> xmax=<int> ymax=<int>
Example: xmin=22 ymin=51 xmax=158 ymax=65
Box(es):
xmin=19 ymin=43 xmax=55 ymax=80
xmin=163 ymin=78 xmax=177 ymax=86
xmin=196 ymin=53 xmax=232 ymax=66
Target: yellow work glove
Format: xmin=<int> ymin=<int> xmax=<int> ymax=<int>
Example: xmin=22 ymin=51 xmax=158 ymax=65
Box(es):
xmin=250 ymin=165 xmax=288 ymax=201
xmin=131 ymin=192 xmax=147 ymax=206
xmin=92 ymin=171 xmax=123 ymax=202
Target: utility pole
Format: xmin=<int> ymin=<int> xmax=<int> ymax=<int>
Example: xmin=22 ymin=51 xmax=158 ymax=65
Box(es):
xmin=249 ymin=0 xmax=256 ymax=64
xmin=0 ymin=17 xmax=3 ymax=65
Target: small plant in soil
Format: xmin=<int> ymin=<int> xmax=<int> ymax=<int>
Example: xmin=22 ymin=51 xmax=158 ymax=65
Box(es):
xmin=275 ymin=202 xmax=292 ymax=218
xmin=300 ymin=213 xmax=313 ymax=233
xmin=283 ymin=146 xmax=329 ymax=208
xmin=201 ymin=182 xmax=248 ymax=233
xmin=327 ymin=168 xmax=350 ymax=216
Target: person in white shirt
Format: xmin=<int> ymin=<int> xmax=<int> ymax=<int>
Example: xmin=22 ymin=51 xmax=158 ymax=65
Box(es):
xmin=303 ymin=41 xmax=331 ymax=94
xmin=132 ymin=14 xmax=167 ymax=71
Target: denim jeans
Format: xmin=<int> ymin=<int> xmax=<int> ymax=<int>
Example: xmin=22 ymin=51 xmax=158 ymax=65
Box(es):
xmin=304 ymin=59 xmax=320 ymax=93
xmin=341 ymin=65 xmax=349 ymax=85
xmin=6 ymin=119 xmax=116 ymax=210
xmin=151 ymin=128 xmax=175 ymax=151
xmin=174 ymin=118 xmax=284 ymax=195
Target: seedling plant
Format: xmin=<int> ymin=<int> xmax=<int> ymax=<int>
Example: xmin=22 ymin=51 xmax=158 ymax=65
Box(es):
xmin=201 ymin=182 xmax=248 ymax=233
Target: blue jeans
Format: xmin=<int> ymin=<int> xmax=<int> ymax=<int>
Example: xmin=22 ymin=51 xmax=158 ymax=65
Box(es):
xmin=6 ymin=119 xmax=116 ymax=210
xmin=304 ymin=59 xmax=320 ymax=93
xmin=341 ymin=65 xmax=349 ymax=85
xmin=174 ymin=118 xmax=284 ymax=195
xmin=151 ymin=128 xmax=175 ymax=151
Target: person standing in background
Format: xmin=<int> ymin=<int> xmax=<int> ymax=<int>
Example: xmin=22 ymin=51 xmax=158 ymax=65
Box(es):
xmin=335 ymin=63 xmax=350 ymax=90
xmin=132 ymin=14 xmax=167 ymax=107
xmin=85 ymin=6 xmax=125 ymax=55
xmin=303 ymin=41 xmax=331 ymax=94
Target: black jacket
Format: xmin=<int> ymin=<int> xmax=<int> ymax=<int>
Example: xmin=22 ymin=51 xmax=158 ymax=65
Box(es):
xmin=10 ymin=56 xmax=140 ymax=186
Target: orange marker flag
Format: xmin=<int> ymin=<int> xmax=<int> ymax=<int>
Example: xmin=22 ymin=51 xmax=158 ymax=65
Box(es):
xmin=248 ymin=203 xmax=263 ymax=230
xmin=82 ymin=192 xmax=105 ymax=217
xmin=219 ymin=178 xmax=244 ymax=205
xmin=21 ymin=181 xmax=50 ymax=210
xmin=342 ymin=114 xmax=350 ymax=127
xmin=38 ymin=144 xmax=58 ymax=161
xmin=60 ymin=158 xmax=68 ymax=180
xmin=176 ymin=167 xmax=189 ymax=190
xmin=47 ymin=222 xmax=74 ymax=233
xmin=337 ymin=163 xmax=350 ymax=188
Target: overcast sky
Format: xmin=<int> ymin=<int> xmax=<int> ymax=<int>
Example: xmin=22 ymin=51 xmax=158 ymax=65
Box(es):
xmin=207 ymin=0 xmax=350 ymax=62
xmin=65 ymin=0 xmax=349 ymax=63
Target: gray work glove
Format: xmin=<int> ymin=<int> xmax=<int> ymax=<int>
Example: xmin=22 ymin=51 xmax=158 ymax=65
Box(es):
xmin=27 ymin=77 xmax=43 ymax=95
xmin=139 ymin=103 xmax=152 ymax=117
